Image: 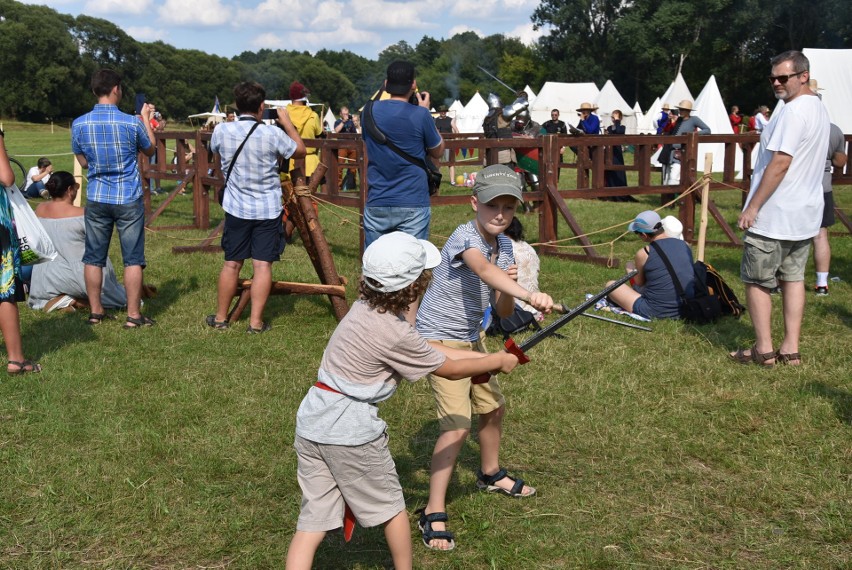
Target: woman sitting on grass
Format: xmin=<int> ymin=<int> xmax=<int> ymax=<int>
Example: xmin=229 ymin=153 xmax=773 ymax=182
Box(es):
xmin=28 ymin=171 xmax=127 ymax=313
xmin=606 ymin=210 xmax=696 ymax=319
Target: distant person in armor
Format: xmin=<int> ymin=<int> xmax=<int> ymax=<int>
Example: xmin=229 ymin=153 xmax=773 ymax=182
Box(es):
xmin=434 ymin=105 xmax=459 ymax=184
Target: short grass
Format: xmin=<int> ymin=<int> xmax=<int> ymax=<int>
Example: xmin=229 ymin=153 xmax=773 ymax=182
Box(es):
xmin=1 ymin=122 xmax=850 ymax=569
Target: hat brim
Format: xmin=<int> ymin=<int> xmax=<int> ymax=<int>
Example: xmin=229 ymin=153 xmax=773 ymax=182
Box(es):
xmin=420 ymin=240 xmax=441 ymax=270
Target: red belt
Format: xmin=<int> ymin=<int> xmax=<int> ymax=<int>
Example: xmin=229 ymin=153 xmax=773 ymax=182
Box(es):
xmin=314 ymin=381 xmax=343 ymax=395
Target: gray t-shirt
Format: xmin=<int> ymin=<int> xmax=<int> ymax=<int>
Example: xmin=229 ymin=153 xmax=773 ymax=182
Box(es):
xmin=824 ymin=123 xmax=845 ymax=193
xmin=295 ymin=300 xmax=446 ymax=446
xmin=416 ymin=221 xmax=515 ymax=342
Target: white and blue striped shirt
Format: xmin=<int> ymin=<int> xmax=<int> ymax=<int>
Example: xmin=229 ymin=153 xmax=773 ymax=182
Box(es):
xmin=210 ymin=116 xmax=298 ymax=220
xmin=416 ymin=222 xmax=514 ymax=342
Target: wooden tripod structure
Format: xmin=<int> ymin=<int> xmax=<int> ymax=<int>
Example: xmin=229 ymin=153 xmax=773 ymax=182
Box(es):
xmin=224 ymin=163 xmax=350 ymax=323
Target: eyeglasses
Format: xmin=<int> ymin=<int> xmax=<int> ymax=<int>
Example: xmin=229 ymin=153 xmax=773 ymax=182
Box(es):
xmin=768 ymin=71 xmax=803 ymax=84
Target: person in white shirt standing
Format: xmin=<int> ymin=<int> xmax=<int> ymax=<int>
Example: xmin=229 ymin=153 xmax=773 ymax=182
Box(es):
xmin=730 ymin=50 xmax=830 ymax=367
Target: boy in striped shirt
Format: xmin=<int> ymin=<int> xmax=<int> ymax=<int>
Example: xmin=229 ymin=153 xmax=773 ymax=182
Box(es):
xmin=414 ymin=165 xmax=553 ymax=550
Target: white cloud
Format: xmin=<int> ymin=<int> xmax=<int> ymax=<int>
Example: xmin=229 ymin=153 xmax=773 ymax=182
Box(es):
xmin=126 ymin=26 xmax=166 ymax=42
xmin=84 ymin=0 xmax=153 ymax=16
xmin=236 ymin=0 xmax=308 ymax=28
xmin=251 ymin=23 xmax=379 ymax=52
xmin=350 ymin=0 xmax=430 ymax=30
xmin=505 ymin=22 xmax=544 ymax=46
xmin=158 ymin=0 xmax=232 ymax=26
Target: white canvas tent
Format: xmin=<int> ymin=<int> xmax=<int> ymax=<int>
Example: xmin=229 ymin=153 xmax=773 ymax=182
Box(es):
xmin=594 ymin=80 xmax=636 ymax=133
xmin=633 ymin=101 xmax=645 ymax=134
xmin=639 ymin=96 xmax=662 ymax=134
xmin=659 ymin=73 xmax=694 ymax=110
xmin=323 ymin=108 xmax=336 ymax=131
xmin=694 ymin=75 xmax=743 ymax=173
xmin=529 ymin=82 xmax=600 ymax=126
xmin=523 ymin=85 xmax=537 ymax=105
xmin=188 ymin=97 xmax=226 ymax=126
xmin=803 ymin=48 xmax=852 ymax=133
xmin=449 ymin=99 xmax=465 ymax=115
xmin=458 ymin=91 xmax=489 ymax=133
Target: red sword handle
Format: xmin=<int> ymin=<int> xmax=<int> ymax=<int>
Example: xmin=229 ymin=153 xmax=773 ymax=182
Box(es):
xmin=471 ymin=337 xmax=530 ymax=384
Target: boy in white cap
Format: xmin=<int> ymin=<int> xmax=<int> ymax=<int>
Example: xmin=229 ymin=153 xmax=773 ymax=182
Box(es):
xmin=606 ymin=210 xmax=696 ymax=318
xmin=414 ymin=165 xmax=554 ymax=551
xmin=285 ymin=231 xmax=520 ymax=570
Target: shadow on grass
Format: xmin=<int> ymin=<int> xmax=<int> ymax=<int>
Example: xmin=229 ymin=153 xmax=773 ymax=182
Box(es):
xmin=801 ymin=382 xmax=852 ymax=425
xmin=141 ymin=276 xmax=200 ymax=319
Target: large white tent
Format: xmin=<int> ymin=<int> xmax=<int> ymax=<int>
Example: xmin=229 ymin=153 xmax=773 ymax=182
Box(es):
xmin=529 ymin=82 xmax=600 ymax=126
xmin=803 ymin=48 xmax=852 ymax=133
xmin=660 ymin=73 xmax=695 ymax=109
xmin=448 ymin=99 xmax=465 ymax=116
xmin=523 ymin=85 xmax=537 ymax=105
xmin=694 ymin=75 xmax=743 ymax=173
xmin=633 ymin=102 xmax=646 ymax=134
xmin=639 ymin=97 xmax=662 ymax=134
xmin=594 ymin=80 xmax=636 ymax=133
xmin=457 ymin=91 xmax=489 ymax=133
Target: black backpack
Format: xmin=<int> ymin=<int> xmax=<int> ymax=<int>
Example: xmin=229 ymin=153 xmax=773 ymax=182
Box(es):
xmin=650 ymin=241 xmax=723 ymax=324
xmin=702 ymin=261 xmax=746 ymax=318
xmin=485 ymin=304 xmax=541 ymax=339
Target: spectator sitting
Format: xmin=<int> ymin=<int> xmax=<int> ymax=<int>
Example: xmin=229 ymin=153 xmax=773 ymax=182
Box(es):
xmin=24 ymin=157 xmax=53 ymax=199
xmin=504 ymin=218 xmax=543 ymax=321
xmin=28 ymin=171 xmax=127 ymax=313
xmin=606 ymin=210 xmax=696 ymax=319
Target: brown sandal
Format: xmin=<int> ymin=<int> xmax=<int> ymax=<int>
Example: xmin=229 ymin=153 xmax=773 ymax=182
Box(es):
xmin=775 ymin=351 xmax=801 ymax=366
xmin=729 ymin=345 xmax=775 ymax=367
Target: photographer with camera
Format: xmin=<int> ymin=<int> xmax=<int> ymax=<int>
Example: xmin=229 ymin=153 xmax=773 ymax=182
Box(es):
xmin=362 ymin=60 xmax=444 ymax=250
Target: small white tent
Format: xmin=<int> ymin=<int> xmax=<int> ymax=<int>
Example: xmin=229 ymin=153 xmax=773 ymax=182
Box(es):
xmin=632 ymin=102 xmax=645 ymax=134
xmin=458 ymin=91 xmax=489 ymax=133
xmin=323 ymin=108 xmax=336 ymax=131
xmin=529 ymin=82 xmax=600 ymax=126
xmin=639 ymin=97 xmax=662 ymax=134
xmin=803 ymin=48 xmax=852 ymax=133
xmin=660 ymin=73 xmax=694 ymax=110
xmin=694 ymin=75 xmax=743 ymax=173
xmin=595 ymin=80 xmax=636 ymax=133
xmin=523 ymin=85 xmax=537 ymax=105
xmin=449 ymin=99 xmax=465 ymax=115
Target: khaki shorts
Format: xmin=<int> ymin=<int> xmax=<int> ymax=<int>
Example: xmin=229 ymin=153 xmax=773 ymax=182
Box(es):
xmin=741 ymin=231 xmax=811 ymax=288
xmin=427 ymin=336 xmax=506 ymax=432
xmin=294 ymin=433 xmax=405 ymax=531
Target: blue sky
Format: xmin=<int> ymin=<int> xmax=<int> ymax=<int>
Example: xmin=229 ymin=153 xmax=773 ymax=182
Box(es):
xmin=36 ymin=0 xmax=546 ymax=60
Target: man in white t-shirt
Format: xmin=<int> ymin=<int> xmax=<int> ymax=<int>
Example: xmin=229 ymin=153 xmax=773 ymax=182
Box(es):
xmin=24 ymin=157 xmax=52 ymax=198
xmin=731 ymin=50 xmax=830 ymax=367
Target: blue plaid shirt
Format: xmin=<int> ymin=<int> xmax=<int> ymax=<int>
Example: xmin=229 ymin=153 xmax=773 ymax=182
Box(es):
xmin=210 ymin=116 xmax=298 ymax=220
xmin=71 ymin=104 xmax=152 ymax=205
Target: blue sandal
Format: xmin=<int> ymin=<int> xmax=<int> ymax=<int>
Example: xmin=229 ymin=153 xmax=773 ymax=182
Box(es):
xmin=476 ymin=468 xmax=536 ymax=498
xmin=415 ymin=508 xmax=455 ymax=551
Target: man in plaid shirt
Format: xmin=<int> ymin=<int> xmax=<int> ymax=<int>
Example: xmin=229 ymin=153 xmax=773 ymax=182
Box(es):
xmin=72 ymin=69 xmax=156 ymax=328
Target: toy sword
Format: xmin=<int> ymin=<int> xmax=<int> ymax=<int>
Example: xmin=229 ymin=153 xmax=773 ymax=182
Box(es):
xmin=471 ymin=271 xmax=638 ymax=384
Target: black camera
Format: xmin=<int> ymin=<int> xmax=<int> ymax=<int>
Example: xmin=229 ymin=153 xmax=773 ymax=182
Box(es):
xmin=262 ymin=108 xmax=278 ymax=120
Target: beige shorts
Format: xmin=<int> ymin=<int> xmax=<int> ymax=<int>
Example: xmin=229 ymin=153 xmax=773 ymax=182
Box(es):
xmin=294 ymin=433 xmax=405 ymax=531
xmin=741 ymin=231 xmax=811 ymax=288
xmin=427 ymin=336 xmax=506 ymax=432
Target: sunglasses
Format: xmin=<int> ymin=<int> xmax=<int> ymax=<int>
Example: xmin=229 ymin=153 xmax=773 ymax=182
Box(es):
xmin=768 ymin=71 xmax=803 ymax=84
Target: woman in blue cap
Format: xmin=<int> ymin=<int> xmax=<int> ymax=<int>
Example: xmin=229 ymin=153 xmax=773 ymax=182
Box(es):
xmin=606 ymin=210 xmax=696 ymax=319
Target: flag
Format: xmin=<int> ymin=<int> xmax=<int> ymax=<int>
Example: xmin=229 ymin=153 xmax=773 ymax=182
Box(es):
xmin=213 ymin=96 xmax=221 ymax=114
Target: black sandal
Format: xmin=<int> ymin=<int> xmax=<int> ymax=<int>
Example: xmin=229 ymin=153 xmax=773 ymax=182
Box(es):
xmin=476 ymin=468 xmax=536 ymax=498
xmin=87 ymin=312 xmax=115 ymax=325
xmin=7 ymin=360 xmax=42 ymax=375
xmin=246 ymin=322 xmax=271 ymax=334
xmin=205 ymin=315 xmax=230 ymax=330
xmin=775 ymin=351 xmax=801 ymax=366
xmin=124 ymin=315 xmax=156 ymax=329
xmin=415 ymin=508 xmax=455 ymax=551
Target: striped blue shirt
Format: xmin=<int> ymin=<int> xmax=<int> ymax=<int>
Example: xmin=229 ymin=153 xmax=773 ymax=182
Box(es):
xmin=210 ymin=116 xmax=298 ymax=220
xmin=71 ymin=104 xmax=152 ymax=205
xmin=416 ymin=221 xmax=514 ymax=341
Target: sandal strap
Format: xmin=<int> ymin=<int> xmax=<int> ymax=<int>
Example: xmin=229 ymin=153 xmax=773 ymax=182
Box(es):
xmin=417 ymin=509 xmax=449 ymax=524
xmin=478 ymin=468 xmax=508 ymax=486
xmin=509 ymin=477 xmax=526 ymax=496
xmin=751 ymin=345 xmax=776 ymax=364
xmin=423 ymin=530 xmax=455 ymax=541
xmin=776 ymin=351 xmax=801 ymax=364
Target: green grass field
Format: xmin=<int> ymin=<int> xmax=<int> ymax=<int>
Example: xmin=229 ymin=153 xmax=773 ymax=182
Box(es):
xmin=1 ymin=122 xmax=850 ymax=569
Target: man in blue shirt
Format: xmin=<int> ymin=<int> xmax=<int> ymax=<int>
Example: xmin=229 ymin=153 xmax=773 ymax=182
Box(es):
xmin=72 ymin=69 xmax=156 ymax=328
xmin=362 ymin=61 xmax=444 ymax=249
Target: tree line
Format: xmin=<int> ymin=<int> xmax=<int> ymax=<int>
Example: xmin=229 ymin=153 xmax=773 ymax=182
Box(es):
xmin=0 ymin=0 xmax=848 ymax=124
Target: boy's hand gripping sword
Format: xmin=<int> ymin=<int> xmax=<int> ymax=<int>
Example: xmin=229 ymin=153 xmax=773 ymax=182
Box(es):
xmin=471 ymin=271 xmax=638 ymax=384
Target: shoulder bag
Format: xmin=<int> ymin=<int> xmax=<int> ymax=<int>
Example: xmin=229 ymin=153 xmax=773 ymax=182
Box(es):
xmin=649 ymin=240 xmax=721 ymax=324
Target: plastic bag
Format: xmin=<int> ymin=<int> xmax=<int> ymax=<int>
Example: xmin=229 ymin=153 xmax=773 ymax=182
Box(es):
xmin=4 ymin=184 xmax=57 ymax=265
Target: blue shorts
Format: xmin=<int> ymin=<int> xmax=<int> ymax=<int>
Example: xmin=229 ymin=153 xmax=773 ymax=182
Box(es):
xmin=363 ymin=206 xmax=430 ymax=249
xmin=222 ymin=213 xmax=285 ymax=262
xmin=83 ymin=198 xmax=146 ymax=268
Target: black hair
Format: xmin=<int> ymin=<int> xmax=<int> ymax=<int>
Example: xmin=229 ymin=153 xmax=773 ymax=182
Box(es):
xmin=91 ymin=69 xmax=121 ymax=97
xmin=44 ymin=171 xmax=76 ymax=199
xmin=504 ymin=217 xmax=525 ymax=242
xmin=37 ymin=157 xmax=51 ymax=168
xmin=234 ymin=81 xmax=266 ymax=114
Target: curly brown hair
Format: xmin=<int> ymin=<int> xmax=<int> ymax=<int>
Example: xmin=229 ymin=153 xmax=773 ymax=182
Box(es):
xmin=359 ymin=270 xmax=432 ymax=315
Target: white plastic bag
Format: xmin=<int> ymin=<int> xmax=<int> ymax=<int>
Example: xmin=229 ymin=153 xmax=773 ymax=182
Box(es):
xmin=4 ymin=184 xmax=57 ymax=265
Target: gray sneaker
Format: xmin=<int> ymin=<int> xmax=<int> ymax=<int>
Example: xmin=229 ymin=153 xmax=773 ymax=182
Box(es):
xmin=39 ymin=189 xmax=49 ymax=199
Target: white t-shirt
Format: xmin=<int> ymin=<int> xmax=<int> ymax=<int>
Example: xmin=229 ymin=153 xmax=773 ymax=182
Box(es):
xmin=25 ymin=166 xmax=49 ymax=192
xmin=744 ymin=94 xmax=829 ymax=241
xmin=755 ymin=112 xmax=770 ymax=132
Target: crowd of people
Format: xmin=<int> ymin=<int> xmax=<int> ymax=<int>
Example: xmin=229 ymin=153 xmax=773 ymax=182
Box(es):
xmin=0 ymin=49 xmax=844 ymax=567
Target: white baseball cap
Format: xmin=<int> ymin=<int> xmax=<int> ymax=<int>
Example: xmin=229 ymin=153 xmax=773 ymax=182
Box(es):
xmin=661 ymin=215 xmax=684 ymax=240
xmin=362 ymin=232 xmax=441 ymax=292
